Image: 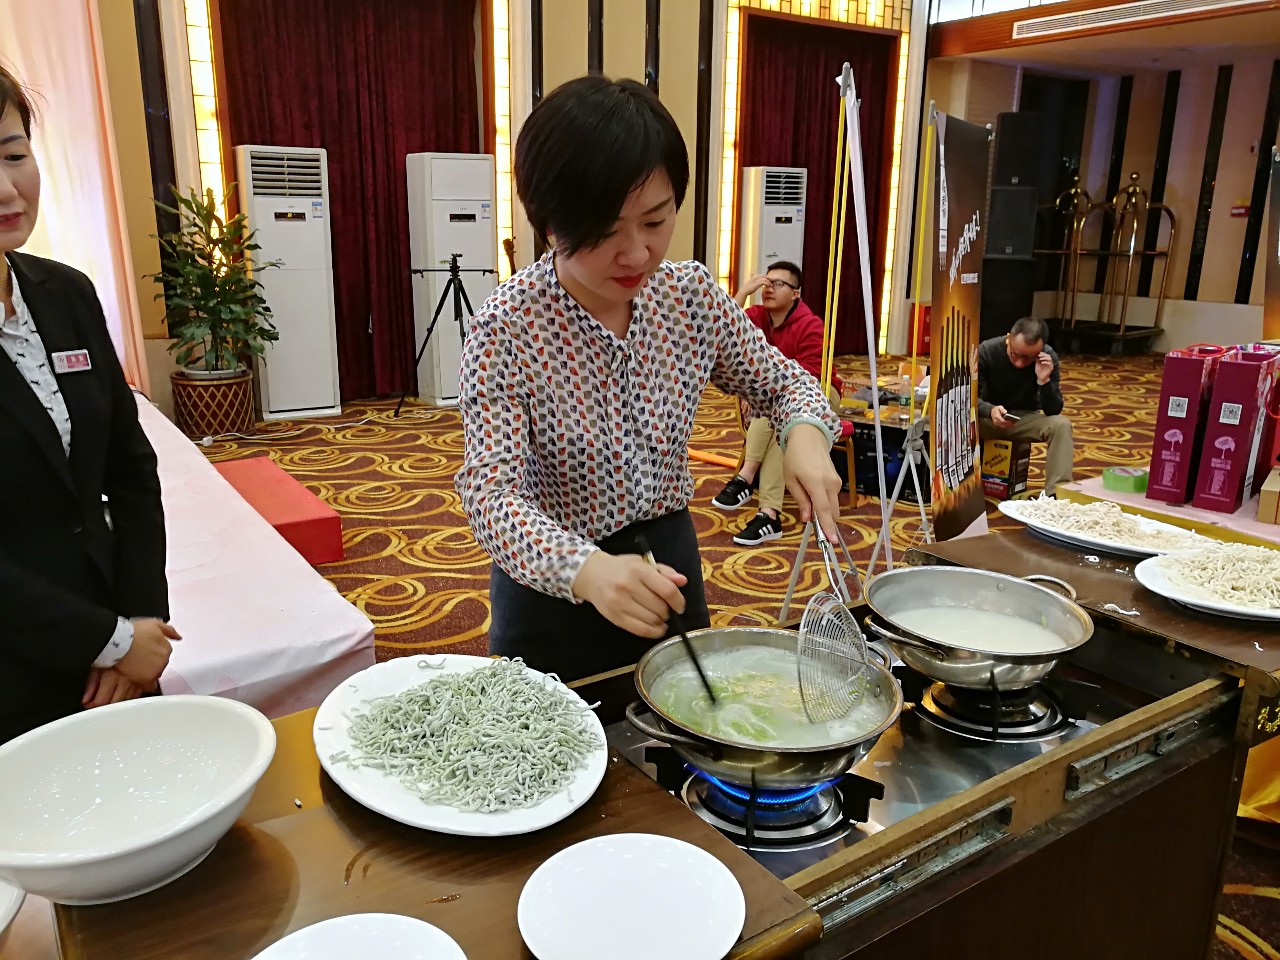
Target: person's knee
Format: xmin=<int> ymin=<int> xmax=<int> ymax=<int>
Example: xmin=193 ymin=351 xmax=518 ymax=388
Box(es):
xmin=1045 ymin=415 xmax=1072 ymax=440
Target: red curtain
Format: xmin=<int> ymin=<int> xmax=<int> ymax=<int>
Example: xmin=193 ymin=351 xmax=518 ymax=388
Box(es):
xmin=218 ymin=0 xmax=480 ymax=400
xmin=738 ymin=15 xmax=895 ymax=355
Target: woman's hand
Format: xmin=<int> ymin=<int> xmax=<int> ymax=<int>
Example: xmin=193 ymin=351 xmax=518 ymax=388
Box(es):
xmin=82 ymin=667 xmax=144 ymax=709
xmin=572 ymin=551 xmax=687 ymax=639
xmin=115 ymin=618 xmax=181 ymax=687
xmin=782 ymin=423 xmax=843 ymax=540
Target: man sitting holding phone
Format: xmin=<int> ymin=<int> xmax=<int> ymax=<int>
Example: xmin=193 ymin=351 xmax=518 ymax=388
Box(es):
xmin=976 ymin=317 xmax=1073 ymax=496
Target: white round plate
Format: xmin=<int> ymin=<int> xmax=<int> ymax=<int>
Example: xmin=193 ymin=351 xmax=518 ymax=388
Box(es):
xmin=250 ymin=913 xmax=466 ymax=960
xmin=314 ymin=656 xmax=607 ymax=836
xmin=998 ymin=500 xmax=1210 ymax=558
xmin=1134 ymin=556 xmax=1280 ymax=621
xmin=518 ymin=833 xmax=746 ymax=960
xmin=0 ymin=879 xmax=24 ymax=936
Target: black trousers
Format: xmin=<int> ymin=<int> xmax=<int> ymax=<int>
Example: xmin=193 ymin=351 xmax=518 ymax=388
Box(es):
xmin=488 ymin=509 xmax=711 ymax=682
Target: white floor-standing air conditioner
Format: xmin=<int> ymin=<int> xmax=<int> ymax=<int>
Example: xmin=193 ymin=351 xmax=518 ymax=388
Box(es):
xmin=234 ymin=145 xmax=341 ymax=419
xmin=406 ymin=152 xmax=498 ymax=406
xmin=737 ymin=166 xmax=807 ymax=292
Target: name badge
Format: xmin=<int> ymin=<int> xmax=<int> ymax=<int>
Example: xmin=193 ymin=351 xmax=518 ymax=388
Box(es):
xmin=52 ymin=350 xmax=92 ymax=374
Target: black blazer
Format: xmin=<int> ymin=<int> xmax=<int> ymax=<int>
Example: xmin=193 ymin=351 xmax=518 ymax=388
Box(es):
xmin=0 ymin=252 xmax=168 ymax=744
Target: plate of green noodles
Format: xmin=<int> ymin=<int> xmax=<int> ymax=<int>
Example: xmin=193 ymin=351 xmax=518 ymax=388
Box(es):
xmin=313 ymin=655 xmax=608 ymax=836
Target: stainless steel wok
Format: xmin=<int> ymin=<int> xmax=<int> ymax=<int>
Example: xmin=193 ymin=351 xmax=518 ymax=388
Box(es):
xmin=627 ymin=627 xmax=903 ymax=791
xmin=863 ymin=566 xmax=1094 ymax=690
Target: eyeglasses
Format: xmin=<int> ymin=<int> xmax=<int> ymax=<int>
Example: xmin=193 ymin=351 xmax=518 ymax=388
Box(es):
xmin=1005 ymin=338 xmax=1041 ymax=366
xmin=764 ymin=279 xmax=797 ymax=291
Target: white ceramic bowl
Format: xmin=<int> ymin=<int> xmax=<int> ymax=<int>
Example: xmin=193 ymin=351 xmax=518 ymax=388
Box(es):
xmin=0 ymin=695 xmax=276 ymax=904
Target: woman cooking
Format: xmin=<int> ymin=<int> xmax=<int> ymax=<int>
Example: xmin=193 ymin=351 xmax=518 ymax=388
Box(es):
xmin=456 ymin=76 xmax=842 ymax=681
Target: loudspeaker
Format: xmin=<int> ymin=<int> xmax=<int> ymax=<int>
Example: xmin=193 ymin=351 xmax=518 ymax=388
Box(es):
xmin=986 ymin=185 xmax=1037 ymax=259
xmin=993 ymin=111 xmax=1041 ymax=187
xmin=980 ymin=259 xmax=1037 ymax=341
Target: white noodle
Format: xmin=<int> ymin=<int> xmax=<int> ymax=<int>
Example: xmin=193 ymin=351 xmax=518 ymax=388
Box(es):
xmin=330 ymin=658 xmax=601 ymax=812
xmin=1009 ymin=495 xmax=1207 ymax=551
xmin=1153 ymin=543 xmax=1280 ymax=610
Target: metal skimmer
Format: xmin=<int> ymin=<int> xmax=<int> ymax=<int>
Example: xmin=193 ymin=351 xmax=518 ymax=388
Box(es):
xmin=797 ymin=526 xmax=872 ymax=724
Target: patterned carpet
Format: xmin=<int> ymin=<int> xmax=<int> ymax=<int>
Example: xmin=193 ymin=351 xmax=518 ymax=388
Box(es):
xmin=203 ymin=353 xmax=1165 ymax=655
xmin=204 ymin=351 xmax=1279 ymax=954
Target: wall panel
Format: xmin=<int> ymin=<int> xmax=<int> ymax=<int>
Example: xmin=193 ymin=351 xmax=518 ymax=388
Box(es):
xmin=603 ymin=0 xmax=646 ymax=81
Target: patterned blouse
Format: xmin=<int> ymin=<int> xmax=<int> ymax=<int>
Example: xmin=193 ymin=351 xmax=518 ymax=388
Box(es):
xmin=456 ymin=254 xmax=839 ymax=601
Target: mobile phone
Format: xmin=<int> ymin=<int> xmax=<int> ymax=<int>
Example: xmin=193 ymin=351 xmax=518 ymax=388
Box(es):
xmin=1004 ymin=413 xmax=1021 ymax=422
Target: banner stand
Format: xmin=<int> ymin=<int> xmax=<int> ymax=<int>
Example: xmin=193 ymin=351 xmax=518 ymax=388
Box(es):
xmin=862 ymin=74 xmax=937 ymax=576
xmin=780 ymin=63 xmax=894 ymax=620
xmin=1265 ymin=145 xmax=1280 ymax=342
xmin=929 ymin=110 xmax=992 ymax=542
xmin=835 ymin=64 xmax=897 ymax=577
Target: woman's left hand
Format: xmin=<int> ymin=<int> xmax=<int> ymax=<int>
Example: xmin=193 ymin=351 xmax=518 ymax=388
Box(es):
xmin=782 ymin=423 xmax=843 ymax=539
xmin=82 ymin=668 xmax=144 ymax=709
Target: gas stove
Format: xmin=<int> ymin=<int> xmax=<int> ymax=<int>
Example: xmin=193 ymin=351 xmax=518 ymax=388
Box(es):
xmin=661 ymin=755 xmax=884 ymax=854
xmin=607 ymin=656 xmax=1143 ymax=881
xmin=894 ymin=663 xmax=1082 ymax=743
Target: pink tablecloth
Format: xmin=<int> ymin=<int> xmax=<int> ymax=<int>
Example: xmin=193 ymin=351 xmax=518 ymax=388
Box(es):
xmin=138 ymin=395 xmax=375 ymax=717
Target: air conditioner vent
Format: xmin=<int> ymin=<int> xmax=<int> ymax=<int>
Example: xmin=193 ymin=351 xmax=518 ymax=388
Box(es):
xmin=763 ymin=169 xmax=805 ymax=206
xmin=248 ymin=151 xmax=324 ymax=197
xmin=1012 ymin=0 xmax=1256 ymax=38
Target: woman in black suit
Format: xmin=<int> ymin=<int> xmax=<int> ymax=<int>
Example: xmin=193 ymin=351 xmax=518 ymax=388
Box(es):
xmin=1 ymin=66 xmax=179 ymax=744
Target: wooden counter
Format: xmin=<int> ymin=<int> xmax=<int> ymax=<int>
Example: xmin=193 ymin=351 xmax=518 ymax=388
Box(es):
xmin=3 ymin=711 xmax=820 ymax=960
xmin=909 ymin=530 xmax=1280 ymax=678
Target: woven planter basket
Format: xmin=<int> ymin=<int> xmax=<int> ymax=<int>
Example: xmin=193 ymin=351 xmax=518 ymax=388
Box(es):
xmin=171 ymin=370 xmax=254 ymax=439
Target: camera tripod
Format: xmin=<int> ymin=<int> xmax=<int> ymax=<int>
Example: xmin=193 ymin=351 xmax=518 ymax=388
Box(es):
xmin=865 ymin=414 xmax=933 ymax=577
xmin=395 ymin=253 xmax=497 ymax=418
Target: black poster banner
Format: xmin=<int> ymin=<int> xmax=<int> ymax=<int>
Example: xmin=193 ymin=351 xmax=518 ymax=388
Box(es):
xmin=930 ymin=112 xmax=991 ymax=541
xmin=1266 ymin=146 xmax=1279 ymax=341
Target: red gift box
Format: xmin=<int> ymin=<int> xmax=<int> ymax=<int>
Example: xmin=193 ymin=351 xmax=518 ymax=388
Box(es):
xmin=1191 ymin=349 xmax=1280 ymax=513
xmin=1147 ymin=345 xmax=1236 ymax=504
xmin=911 ymin=304 xmax=932 ymax=355
xmin=1239 ymin=343 xmax=1280 ymax=470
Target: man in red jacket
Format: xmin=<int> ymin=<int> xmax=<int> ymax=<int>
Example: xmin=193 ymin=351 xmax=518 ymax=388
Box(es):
xmin=713 ymin=261 xmax=840 ymax=545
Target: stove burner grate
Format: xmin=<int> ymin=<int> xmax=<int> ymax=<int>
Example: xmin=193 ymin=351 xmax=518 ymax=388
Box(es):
xmin=679 ymin=766 xmax=885 ymax=853
xmin=683 ymin=774 xmax=850 ymax=851
xmin=918 ymin=682 xmax=1075 ymax=743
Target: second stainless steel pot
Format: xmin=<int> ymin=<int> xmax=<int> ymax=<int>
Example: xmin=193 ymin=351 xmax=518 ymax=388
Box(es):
xmin=863 ymin=566 xmax=1094 ymax=690
xmin=627 ymin=627 xmax=903 ymax=791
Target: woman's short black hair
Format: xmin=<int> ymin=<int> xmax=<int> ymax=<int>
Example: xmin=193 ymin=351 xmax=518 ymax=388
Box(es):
xmin=0 ymin=64 xmax=35 ymax=138
xmin=515 ymin=76 xmax=689 ymax=255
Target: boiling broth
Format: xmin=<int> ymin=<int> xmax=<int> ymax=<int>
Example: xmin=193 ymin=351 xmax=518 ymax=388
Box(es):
xmin=889 ymin=606 xmax=1068 ymax=654
xmin=648 ymin=645 xmax=890 ymax=749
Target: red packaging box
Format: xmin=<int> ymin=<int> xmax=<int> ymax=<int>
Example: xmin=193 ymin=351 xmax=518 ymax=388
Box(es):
xmin=1147 ymin=346 xmax=1236 ymax=504
xmin=1239 ymin=343 xmax=1280 ymax=470
xmin=1192 ymin=349 xmax=1280 ymax=513
xmin=911 ymin=304 xmax=932 ymax=355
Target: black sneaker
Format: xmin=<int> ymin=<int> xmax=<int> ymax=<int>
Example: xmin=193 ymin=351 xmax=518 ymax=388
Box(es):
xmin=712 ymin=476 xmax=752 ymax=510
xmin=733 ymin=512 xmax=783 ymax=546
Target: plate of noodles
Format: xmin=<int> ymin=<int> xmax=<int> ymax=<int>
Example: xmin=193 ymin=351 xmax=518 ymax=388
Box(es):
xmin=1134 ymin=543 xmax=1280 ymax=621
xmin=998 ymin=496 xmax=1211 ymax=558
xmin=314 ymin=655 xmax=608 ymax=836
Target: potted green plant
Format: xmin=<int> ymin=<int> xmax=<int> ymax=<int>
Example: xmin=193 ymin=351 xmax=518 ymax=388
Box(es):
xmin=149 ymin=186 xmax=280 ymax=438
